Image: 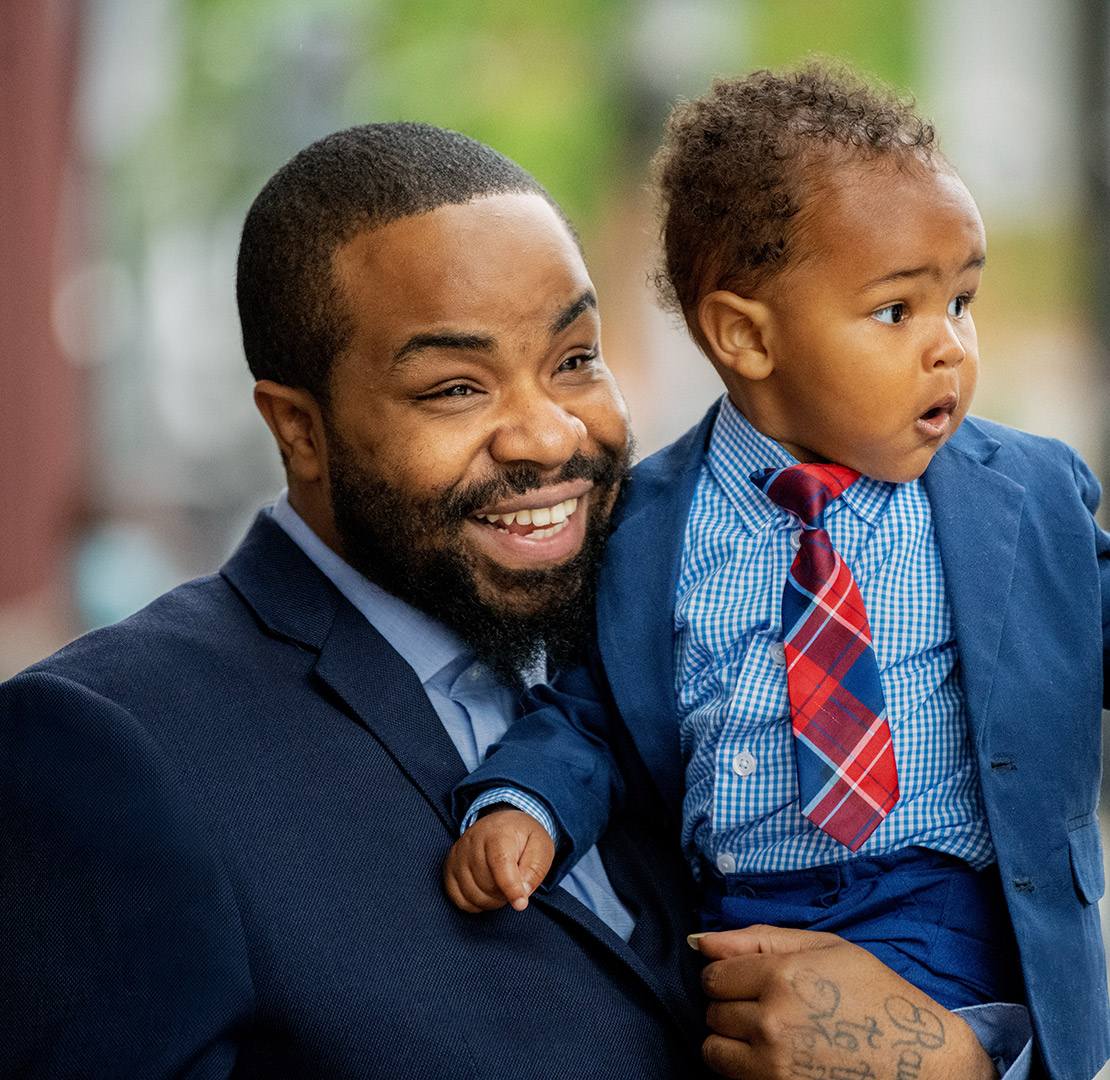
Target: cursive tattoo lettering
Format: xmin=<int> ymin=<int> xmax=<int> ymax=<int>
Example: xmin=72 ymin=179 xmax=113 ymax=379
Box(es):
xmin=780 ymin=969 xmax=947 ymax=1078
xmin=885 ymin=997 xmax=945 ymax=1050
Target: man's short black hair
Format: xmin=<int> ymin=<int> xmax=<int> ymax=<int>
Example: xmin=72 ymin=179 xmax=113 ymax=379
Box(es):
xmin=237 ymin=122 xmax=564 ymax=402
xmin=652 ymin=60 xmax=940 ymax=349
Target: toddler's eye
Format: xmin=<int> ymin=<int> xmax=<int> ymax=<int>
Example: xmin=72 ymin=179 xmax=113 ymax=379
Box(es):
xmin=948 ymin=295 xmax=972 ymax=317
xmin=872 ymin=303 xmax=905 ymax=324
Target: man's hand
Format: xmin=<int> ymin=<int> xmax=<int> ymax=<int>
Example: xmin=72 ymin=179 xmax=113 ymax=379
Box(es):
xmin=443 ymin=808 xmax=555 ymax=913
xmin=692 ymin=925 xmax=999 ymax=1080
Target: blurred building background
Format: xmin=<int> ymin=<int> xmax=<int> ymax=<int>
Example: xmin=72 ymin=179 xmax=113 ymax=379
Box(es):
xmin=4 ymin=0 xmax=1109 ymax=665
xmin=4 ymin=0 xmax=1110 ymax=1045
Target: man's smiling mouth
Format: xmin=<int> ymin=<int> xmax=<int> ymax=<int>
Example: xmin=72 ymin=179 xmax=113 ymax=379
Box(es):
xmin=476 ymin=497 xmax=579 ymax=540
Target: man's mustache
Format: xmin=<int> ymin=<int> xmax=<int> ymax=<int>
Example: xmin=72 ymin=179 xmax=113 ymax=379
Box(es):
xmin=436 ymin=449 xmax=630 ymax=525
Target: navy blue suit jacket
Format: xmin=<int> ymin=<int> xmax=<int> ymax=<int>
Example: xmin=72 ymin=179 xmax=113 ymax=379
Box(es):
xmin=457 ymin=403 xmax=1110 ymax=1080
xmin=0 ymin=514 xmax=707 ymax=1078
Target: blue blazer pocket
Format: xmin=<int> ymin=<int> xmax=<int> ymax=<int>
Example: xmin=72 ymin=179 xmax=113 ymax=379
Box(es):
xmin=1069 ymin=814 xmax=1106 ymax=905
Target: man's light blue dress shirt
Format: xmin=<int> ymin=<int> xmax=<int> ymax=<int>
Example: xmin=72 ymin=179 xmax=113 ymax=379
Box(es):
xmin=269 ymin=493 xmax=635 ymax=942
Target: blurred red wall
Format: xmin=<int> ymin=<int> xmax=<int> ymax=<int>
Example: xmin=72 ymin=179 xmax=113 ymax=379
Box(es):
xmin=0 ymin=0 xmax=84 ymax=607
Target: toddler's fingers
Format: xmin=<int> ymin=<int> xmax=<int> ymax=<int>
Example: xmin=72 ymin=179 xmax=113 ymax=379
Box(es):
xmin=443 ymin=839 xmax=507 ymax=912
xmin=443 ymin=870 xmax=484 ymax=913
xmin=517 ymin=829 xmax=555 ymax=897
xmin=487 ymin=836 xmax=531 ymax=911
xmin=450 ymin=857 xmax=511 ymax=911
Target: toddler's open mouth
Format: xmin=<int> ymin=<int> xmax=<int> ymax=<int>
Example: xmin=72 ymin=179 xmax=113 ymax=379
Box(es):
xmin=916 ymin=394 xmax=958 ymax=438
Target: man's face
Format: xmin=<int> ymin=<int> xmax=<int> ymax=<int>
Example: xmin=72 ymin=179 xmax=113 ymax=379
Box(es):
xmin=320 ymin=193 xmax=630 ymax=678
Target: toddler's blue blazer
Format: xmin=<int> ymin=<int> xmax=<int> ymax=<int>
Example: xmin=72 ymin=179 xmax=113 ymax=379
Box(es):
xmin=459 ymin=403 xmax=1110 ymax=1080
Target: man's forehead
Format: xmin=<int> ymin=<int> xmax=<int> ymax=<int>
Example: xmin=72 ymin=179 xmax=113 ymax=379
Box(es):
xmin=335 ymin=192 xmax=578 ymax=271
xmin=332 ymin=192 xmax=595 ymax=351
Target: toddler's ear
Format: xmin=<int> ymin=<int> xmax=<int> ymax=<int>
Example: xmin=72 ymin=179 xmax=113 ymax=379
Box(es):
xmin=697 ymin=291 xmax=773 ymax=381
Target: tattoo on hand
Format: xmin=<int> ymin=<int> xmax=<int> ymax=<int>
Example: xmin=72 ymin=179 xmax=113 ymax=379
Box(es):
xmin=785 ymin=969 xmax=946 ymax=1079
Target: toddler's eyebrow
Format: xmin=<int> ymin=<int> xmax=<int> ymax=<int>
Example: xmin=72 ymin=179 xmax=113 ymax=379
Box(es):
xmin=863 ymin=253 xmax=986 ymax=290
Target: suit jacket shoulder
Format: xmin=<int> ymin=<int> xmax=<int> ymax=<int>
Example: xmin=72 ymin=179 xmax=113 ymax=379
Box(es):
xmin=0 ymin=513 xmax=707 ymax=1080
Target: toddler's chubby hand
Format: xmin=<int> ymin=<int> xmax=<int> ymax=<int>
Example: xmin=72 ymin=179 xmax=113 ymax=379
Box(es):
xmin=443 ymin=808 xmax=555 ymax=914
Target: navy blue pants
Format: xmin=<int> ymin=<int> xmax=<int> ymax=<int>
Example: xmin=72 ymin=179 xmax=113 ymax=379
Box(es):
xmin=700 ymin=847 xmax=1026 ymax=1009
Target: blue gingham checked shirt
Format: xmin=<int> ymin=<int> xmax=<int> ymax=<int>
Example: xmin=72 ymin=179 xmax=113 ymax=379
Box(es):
xmin=678 ymin=397 xmax=995 ymax=876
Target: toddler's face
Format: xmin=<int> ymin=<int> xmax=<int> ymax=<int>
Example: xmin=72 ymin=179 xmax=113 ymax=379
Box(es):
xmin=750 ymin=158 xmax=985 ymax=483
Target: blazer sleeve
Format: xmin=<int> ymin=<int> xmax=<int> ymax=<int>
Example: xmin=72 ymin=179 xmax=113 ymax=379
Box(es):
xmin=451 ymin=652 xmax=625 ymax=884
xmin=0 ymin=671 xmax=254 ymax=1078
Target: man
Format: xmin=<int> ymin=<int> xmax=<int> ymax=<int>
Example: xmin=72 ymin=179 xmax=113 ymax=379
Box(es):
xmin=1 ymin=122 xmax=704 ymax=1079
xmin=0 ymin=123 xmax=1015 ymax=1078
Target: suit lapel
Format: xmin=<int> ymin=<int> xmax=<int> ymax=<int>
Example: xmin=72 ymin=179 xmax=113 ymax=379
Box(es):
xmin=531 ymin=826 xmax=702 ymax=1038
xmin=314 ymin=602 xmax=467 ymax=833
xmin=922 ymin=426 xmax=1025 ymax=743
xmin=222 ymin=514 xmax=467 ymax=834
xmin=597 ymin=406 xmax=719 ymax=813
xmin=223 ymin=514 xmax=698 ymax=1029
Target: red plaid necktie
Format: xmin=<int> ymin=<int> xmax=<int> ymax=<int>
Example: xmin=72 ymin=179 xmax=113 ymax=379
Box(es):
xmin=751 ymin=463 xmax=899 ymax=851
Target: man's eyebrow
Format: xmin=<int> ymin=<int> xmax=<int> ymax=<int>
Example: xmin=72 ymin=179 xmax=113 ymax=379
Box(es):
xmin=863 ymin=253 xmax=986 ymax=290
xmin=389 ymin=290 xmax=597 ymax=366
xmin=550 ymin=290 xmax=597 ymax=336
xmin=392 ymin=331 xmax=496 ymax=366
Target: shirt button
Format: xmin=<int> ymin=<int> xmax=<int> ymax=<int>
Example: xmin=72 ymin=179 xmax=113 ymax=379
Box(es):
xmin=717 ymin=853 xmax=737 ymax=875
xmin=790 ymin=529 xmax=803 ymax=552
xmin=732 ymin=750 xmax=757 ymax=777
xmin=769 ymin=641 xmax=787 ymax=666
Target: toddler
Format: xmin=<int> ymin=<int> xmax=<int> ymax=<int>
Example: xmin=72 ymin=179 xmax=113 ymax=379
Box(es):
xmin=445 ymin=63 xmax=1110 ymax=1079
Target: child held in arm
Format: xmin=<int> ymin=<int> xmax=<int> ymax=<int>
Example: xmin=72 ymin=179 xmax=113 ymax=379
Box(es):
xmin=445 ymin=63 xmax=1110 ymax=1077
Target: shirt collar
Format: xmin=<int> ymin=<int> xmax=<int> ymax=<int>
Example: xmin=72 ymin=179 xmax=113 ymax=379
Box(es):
xmin=268 ymin=491 xmax=471 ymax=688
xmin=707 ymin=395 xmax=896 ymax=530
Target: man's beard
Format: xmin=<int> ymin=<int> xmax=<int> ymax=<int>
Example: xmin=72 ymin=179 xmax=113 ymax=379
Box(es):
xmin=326 ymin=432 xmax=630 ymax=687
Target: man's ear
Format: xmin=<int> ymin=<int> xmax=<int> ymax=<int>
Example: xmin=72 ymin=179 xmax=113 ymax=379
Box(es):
xmin=697 ymin=291 xmax=774 ymax=381
xmin=253 ymin=380 xmax=327 ymax=483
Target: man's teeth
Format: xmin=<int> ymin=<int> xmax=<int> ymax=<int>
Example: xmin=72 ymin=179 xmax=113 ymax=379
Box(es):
xmin=477 ymin=497 xmax=578 ymax=537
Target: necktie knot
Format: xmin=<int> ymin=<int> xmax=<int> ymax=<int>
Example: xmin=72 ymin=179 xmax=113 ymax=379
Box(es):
xmin=751 ymin=463 xmax=860 ymax=527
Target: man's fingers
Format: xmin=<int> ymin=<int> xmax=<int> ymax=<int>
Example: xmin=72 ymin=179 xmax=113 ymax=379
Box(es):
xmin=701 ymin=1033 xmax=756 ymax=1079
xmin=692 ymin=924 xmax=843 ymax=960
xmin=705 ymin=998 xmax=763 ymax=1040
xmin=701 ymin=955 xmax=767 ymax=1002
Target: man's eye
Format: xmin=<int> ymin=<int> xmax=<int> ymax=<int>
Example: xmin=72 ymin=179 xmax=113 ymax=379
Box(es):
xmin=557 ymin=351 xmax=597 ymax=373
xmin=417 ymin=383 xmax=475 ymax=401
xmin=872 ymin=303 xmax=905 ymax=325
xmin=948 ymin=295 xmax=973 ymax=318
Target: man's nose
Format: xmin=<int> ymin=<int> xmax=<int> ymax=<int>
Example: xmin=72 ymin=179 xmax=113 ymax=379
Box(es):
xmin=487 ymin=388 xmax=588 ymax=468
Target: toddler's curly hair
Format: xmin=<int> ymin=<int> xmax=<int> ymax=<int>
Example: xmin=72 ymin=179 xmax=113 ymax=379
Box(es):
xmin=653 ymin=61 xmax=940 ymax=346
